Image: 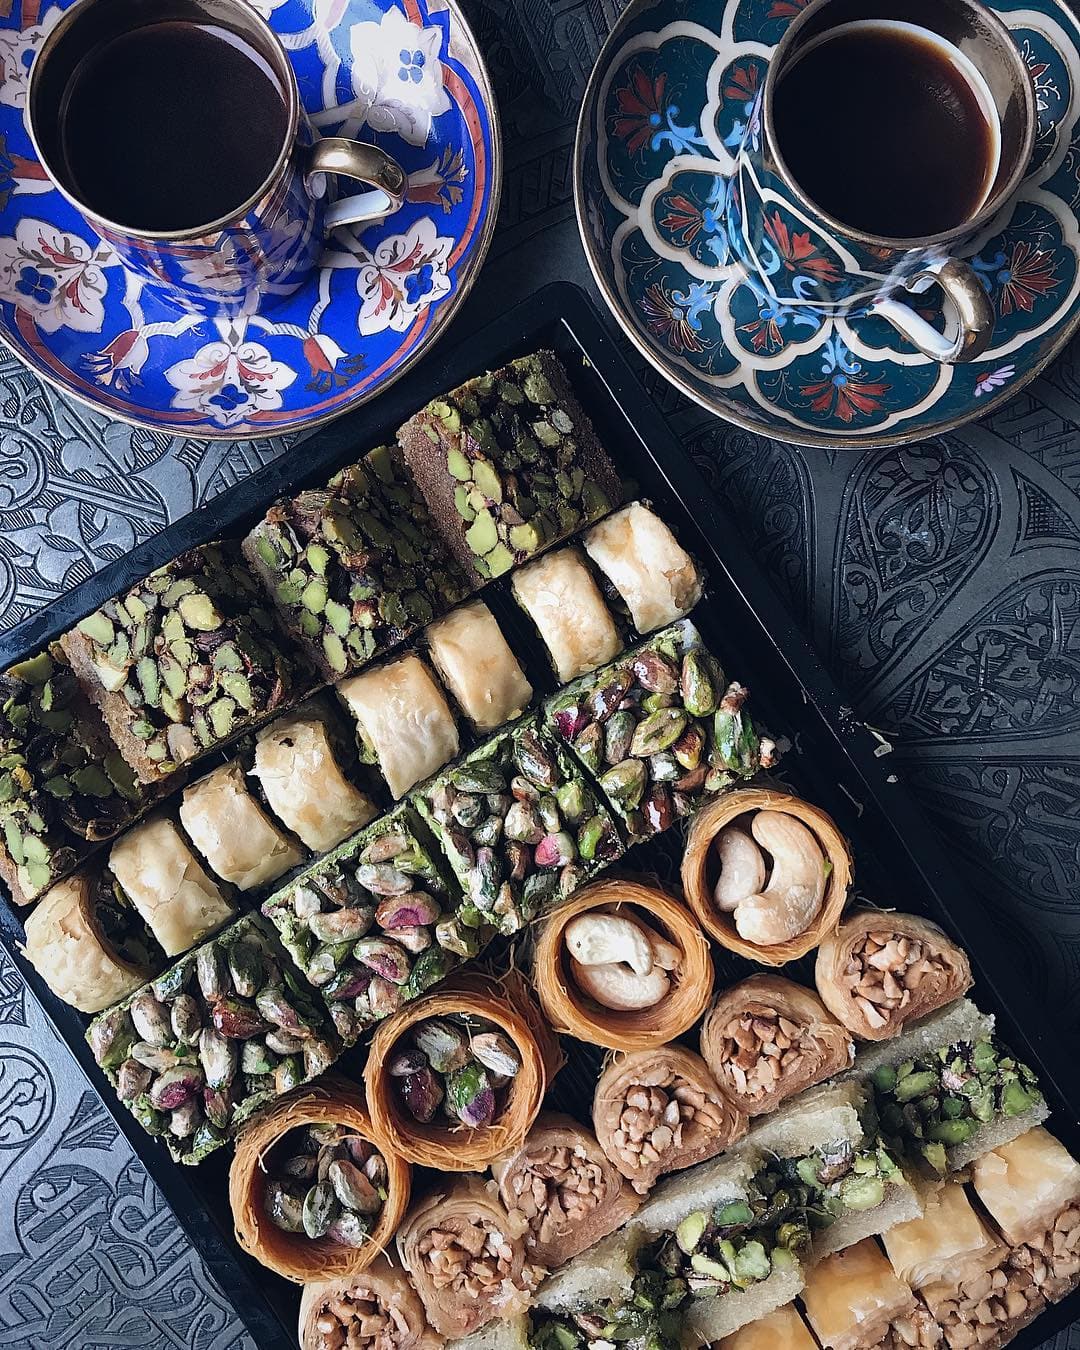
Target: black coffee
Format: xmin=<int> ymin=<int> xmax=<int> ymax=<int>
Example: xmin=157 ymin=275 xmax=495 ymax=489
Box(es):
xmin=56 ymin=21 xmax=289 ymax=233
xmin=773 ymin=23 xmax=997 ymax=239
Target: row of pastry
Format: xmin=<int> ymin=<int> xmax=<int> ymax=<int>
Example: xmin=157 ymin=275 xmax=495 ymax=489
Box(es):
xmin=20 ymin=498 xmax=716 ymax=1009
xmin=1 ymin=348 xmax=657 ymax=907
xmin=280 ymin=1000 xmax=1069 ymax=1350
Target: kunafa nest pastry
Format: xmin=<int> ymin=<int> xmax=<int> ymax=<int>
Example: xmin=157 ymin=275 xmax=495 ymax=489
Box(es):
xmin=815 ymin=910 xmax=972 ymax=1041
xmin=230 ymin=1075 xmax=410 ymax=1283
xmin=365 ymin=972 xmax=562 ymax=1170
xmin=592 ymin=1045 xmax=747 ymax=1194
xmin=699 ymin=974 xmax=853 ymax=1117
xmin=681 ymin=789 xmax=851 ymax=965
xmin=396 ymin=1176 xmax=536 ymax=1339
xmin=298 ymin=1254 xmax=442 ymax=1350
xmin=491 ymin=1111 xmax=641 ymax=1267
xmin=21 ymin=866 xmax=160 ymax=1013
xmin=533 ymin=879 xmax=714 ymax=1051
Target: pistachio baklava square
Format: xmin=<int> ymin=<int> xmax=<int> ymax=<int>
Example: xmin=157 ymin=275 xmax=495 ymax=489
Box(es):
xmin=244 ymin=444 xmax=471 ymax=681
xmin=61 ymin=542 xmax=300 ymax=783
xmin=262 ymin=803 xmax=472 ymax=1043
xmin=86 ymin=912 xmax=341 ymax=1164
xmin=397 ymin=350 xmax=622 ymax=584
xmin=0 ymin=647 xmax=152 ymax=905
xmin=414 ymin=715 xmax=624 ymax=935
xmin=543 ymin=620 xmax=775 ymax=841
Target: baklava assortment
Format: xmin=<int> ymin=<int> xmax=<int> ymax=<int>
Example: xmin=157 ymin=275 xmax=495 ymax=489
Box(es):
xmin=5 ymin=350 xmax=1074 ymax=1350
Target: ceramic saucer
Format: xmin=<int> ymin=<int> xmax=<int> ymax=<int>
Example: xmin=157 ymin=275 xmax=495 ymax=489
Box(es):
xmin=0 ymin=0 xmax=499 ymax=438
xmin=575 ymin=0 xmax=1080 ymax=447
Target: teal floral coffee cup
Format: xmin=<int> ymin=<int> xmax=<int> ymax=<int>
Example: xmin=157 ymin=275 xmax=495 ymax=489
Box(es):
xmin=728 ymin=0 xmax=1037 ymax=362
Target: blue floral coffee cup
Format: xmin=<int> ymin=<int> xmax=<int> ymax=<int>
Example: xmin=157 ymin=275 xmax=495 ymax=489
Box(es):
xmin=728 ymin=0 xmax=1036 ymax=363
xmin=25 ymin=0 xmax=407 ymax=314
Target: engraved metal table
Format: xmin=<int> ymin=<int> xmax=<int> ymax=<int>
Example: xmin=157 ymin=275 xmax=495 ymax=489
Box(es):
xmin=1 ymin=2 xmax=1078 ymax=1346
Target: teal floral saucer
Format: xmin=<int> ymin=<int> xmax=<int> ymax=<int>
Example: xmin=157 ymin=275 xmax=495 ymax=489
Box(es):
xmin=574 ymin=0 xmax=1080 ymax=447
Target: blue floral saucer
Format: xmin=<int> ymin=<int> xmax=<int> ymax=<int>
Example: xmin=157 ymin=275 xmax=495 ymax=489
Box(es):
xmin=0 ymin=0 xmax=499 ymax=438
xmin=575 ymin=0 xmax=1080 ymax=447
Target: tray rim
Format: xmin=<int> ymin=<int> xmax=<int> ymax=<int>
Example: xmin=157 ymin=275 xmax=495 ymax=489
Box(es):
xmin=1 ymin=280 xmax=1077 ymax=1350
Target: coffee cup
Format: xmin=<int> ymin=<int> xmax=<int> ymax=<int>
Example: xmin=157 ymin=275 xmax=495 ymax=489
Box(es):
xmin=728 ymin=0 xmax=1036 ymax=362
xmin=26 ymin=0 xmax=408 ymax=313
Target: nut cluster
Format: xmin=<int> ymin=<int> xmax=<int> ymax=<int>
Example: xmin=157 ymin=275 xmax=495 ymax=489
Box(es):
xmin=310 ymin=1287 xmax=413 ymax=1350
xmin=389 ymin=1014 xmax=521 ymax=1128
xmin=712 ymin=1008 xmax=815 ymax=1103
xmin=845 ymin=930 xmax=949 ymax=1031
xmin=1015 ymin=1202 xmax=1080 ymax=1302
xmin=264 ymin=1123 xmax=387 ymax=1246
xmin=421 ymin=723 xmax=622 ymax=934
xmin=930 ymin=1252 xmax=1045 ymax=1349
xmin=87 ymin=917 xmax=339 ymax=1162
xmin=401 ymin=352 xmax=618 ymax=581
xmin=872 ymin=1038 xmax=1043 ymax=1177
xmin=245 ymin=446 xmax=468 ymax=680
xmin=873 ymin=1307 xmax=943 ymax=1349
xmin=66 ymin=544 xmax=294 ymax=775
xmin=610 ymin=1078 xmax=727 ymax=1177
xmin=0 ymin=651 xmax=145 ymax=899
xmin=547 ymin=626 xmax=774 ymax=841
xmin=504 ymin=1143 xmax=607 ymax=1249
xmin=264 ymin=812 xmax=459 ymax=1041
xmin=417 ymin=1217 xmax=518 ymax=1299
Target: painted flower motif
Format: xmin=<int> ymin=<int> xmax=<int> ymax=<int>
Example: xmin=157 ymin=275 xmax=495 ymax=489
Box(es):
xmin=84 ymin=329 xmax=150 ymax=393
xmin=407 ymin=146 xmax=468 ymax=214
xmin=798 ymin=335 xmax=889 ymax=423
xmin=348 ymin=8 xmax=450 ymax=147
xmin=974 ymin=364 xmax=1016 ymax=397
xmin=0 ymin=7 xmax=61 ymax=109
xmin=613 ymin=67 xmax=667 ymax=155
xmin=993 ymin=240 xmax=1061 ymax=317
xmin=0 ymin=218 xmax=109 ymax=333
xmin=721 ymin=61 xmax=764 ymax=149
xmin=356 ymin=216 xmax=452 ymax=336
xmin=767 ymin=0 xmax=812 ymax=19
xmin=303 ymin=333 xmax=364 ymax=392
xmin=762 ymin=211 xmax=841 ymax=286
xmin=641 ymin=280 xmax=709 ymax=355
xmin=179 ymin=245 xmax=251 ymax=296
xmin=165 ymin=334 xmax=297 ymax=427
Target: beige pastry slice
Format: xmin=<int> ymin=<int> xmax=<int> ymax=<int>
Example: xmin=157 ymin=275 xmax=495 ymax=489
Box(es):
xmin=109 ymin=814 xmax=234 ymax=956
xmin=511 ymin=547 xmax=621 ymax=682
xmin=180 ymin=760 xmax=303 ymax=890
xmin=426 ymin=600 xmax=532 ymax=730
xmin=583 ymin=501 xmax=703 ymax=633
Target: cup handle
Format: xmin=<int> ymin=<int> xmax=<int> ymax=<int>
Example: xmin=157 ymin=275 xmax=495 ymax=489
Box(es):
xmin=305 ymin=137 xmax=408 ymax=230
xmin=870 ymin=257 xmax=994 ymax=364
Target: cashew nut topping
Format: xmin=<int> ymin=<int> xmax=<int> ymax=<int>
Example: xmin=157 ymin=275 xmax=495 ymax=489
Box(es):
xmin=647 ymin=931 xmax=682 ymax=971
xmin=564 ymin=913 xmax=654 ymax=976
xmin=732 ymin=811 xmax=826 ymax=946
xmin=570 ymin=958 xmax=671 ymax=1010
xmin=712 ymin=826 xmax=767 ymax=913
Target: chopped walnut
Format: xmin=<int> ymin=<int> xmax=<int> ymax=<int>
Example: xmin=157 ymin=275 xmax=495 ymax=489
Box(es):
xmin=926 ymin=1249 xmax=1046 ymax=1348
xmin=312 ymin=1291 xmax=413 ymax=1350
xmin=867 ymin=1306 xmax=943 ymax=1349
xmin=713 ymin=1006 xmax=814 ymax=1102
xmin=418 ymin=1218 xmax=518 ymax=1300
xmin=845 ymin=931 xmax=951 ymax=1032
xmin=506 ymin=1143 xmax=608 ymax=1246
xmin=610 ymin=1075 xmax=727 ymax=1176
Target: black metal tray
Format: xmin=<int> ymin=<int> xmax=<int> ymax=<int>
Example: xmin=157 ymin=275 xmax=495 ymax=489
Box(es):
xmin=1 ymin=282 xmax=1077 ymax=1350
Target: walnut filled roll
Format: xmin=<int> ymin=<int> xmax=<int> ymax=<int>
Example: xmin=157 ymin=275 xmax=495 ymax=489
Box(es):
xmin=492 ymin=1112 xmax=640 ymax=1268
xmin=298 ymin=1255 xmax=443 ymax=1350
xmin=700 ymin=974 xmax=853 ymax=1118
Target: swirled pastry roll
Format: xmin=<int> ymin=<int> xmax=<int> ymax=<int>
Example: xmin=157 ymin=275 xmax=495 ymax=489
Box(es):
xmin=397 ymin=1177 xmax=537 ymax=1340
xmin=253 ymin=706 xmax=377 ymax=852
xmin=592 ymin=1045 xmax=747 ymax=1194
xmin=338 ymin=654 xmax=458 ymax=800
xmin=108 ymin=814 xmax=234 ymax=956
xmin=583 ymin=502 xmax=703 ymax=635
xmin=299 ymin=1255 xmax=443 ymax=1350
xmin=511 ymin=548 xmax=622 ymax=683
xmin=492 ymin=1112 xmax=640 ymax=1268
xmin=180 ymin=760 xmax=303 ymax=890
xmin=426 ymin=601 xmax=532 ymax=730
xmin=815 ymin=911 xmax=972 ymax=1041
xmin=700 ymin=974 xmax=853 ymax=1118
xmin=21 ymin=867 xmax=160 ymax=1012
